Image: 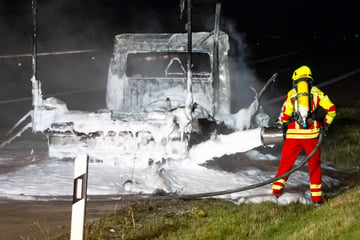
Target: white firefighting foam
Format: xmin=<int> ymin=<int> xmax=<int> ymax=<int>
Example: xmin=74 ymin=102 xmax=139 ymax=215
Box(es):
xmin=189 ymin=128 xmax=262 ymax=164
xmin=0 ymin=91 xmax=342 ymax=205
xmin=0 ymin=124 xmax=343 ymax=205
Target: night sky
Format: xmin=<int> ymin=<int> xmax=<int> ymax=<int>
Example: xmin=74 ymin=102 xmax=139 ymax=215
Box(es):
xmin=1 ymin=0 xmax=358 ymax=52
xmin=0 ymin=0 xmax=359 ymax=128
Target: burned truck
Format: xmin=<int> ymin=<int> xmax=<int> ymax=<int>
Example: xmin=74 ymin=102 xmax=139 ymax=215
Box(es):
xmin=106 ymin=32 xmax=231 ymax=118
xmin=23 ymin=31 xmax=232 ymax=163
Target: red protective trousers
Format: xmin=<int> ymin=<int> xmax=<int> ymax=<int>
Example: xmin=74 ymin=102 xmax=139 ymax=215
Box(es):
xmin=272 ymin=138 xmax=322 ymax=202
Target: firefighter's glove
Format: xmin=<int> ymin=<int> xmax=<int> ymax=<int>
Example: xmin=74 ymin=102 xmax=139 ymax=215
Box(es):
xmin=274 ymin=119 xmax=282 ymax=128
xmin=321 ymin=122 xmax=330 ymax=137
xmin=282 ymin=123 xmax=289 ymax=140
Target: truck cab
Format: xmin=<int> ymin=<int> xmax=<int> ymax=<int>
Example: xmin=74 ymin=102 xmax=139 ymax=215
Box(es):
xmin=106 ymin=32 xmax=231 ymax=118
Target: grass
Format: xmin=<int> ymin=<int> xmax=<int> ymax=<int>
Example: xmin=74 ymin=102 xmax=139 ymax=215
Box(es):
xmin=321 ymin=104 xmax=360 ymax=171
xmin=56 ymin=187 xmax=360 ymax=240
xmin=56 ymin=104 xmax=360 ymax=239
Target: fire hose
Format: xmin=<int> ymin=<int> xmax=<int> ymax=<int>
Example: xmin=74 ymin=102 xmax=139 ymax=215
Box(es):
xmin=121 ymin=129 xmax=324 ymax=200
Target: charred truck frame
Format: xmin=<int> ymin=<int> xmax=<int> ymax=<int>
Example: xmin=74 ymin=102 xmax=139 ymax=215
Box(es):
xmin=1 ymin=2 xmax=241 ymax=164
xmin=34 ymin=32 xmax=231 ymax=162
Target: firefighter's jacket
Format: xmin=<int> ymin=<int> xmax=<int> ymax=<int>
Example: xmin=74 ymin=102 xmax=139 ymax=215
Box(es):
xmin=280 ymin=86 xmax=336 ymax=139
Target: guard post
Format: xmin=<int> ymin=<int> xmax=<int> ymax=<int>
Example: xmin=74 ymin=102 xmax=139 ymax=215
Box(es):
xmin=70 ymin=154 xmax=89 ymax=240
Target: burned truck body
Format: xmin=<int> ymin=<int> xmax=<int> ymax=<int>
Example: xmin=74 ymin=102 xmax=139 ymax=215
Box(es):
xmin=26 ymin=31 xmax=233 ymax=162
xmin=107 ymin=32 xmax=231 ymax=118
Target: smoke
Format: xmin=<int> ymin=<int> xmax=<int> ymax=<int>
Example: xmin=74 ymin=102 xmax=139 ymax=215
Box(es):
xmin=198 ymin=10 xmax=263 ymax=113
xmin=224 ymin=20 xmax=261 ymax=112
xmin=0 ymin=2 xmax=32 ymax=127
xmin=0 ymin=1 xmax=109 ymax=129
xmin=0 ymin=1 xmax=274 ymax=129
xmin=0 ymin=0 xmax=188 ymax=129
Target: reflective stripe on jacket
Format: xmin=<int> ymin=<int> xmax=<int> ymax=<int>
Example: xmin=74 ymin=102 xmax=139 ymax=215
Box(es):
xmin=280 ymin=86 xmax=336 ymax=139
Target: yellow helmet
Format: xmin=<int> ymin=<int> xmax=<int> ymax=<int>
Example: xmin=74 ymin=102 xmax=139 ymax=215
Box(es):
xmin=292 ymin=65 xmax=313 ymax=81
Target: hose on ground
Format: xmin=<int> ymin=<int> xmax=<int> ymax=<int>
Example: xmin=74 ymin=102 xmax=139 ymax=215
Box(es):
xmin=121 ymin=133 xmax=323 ymax=200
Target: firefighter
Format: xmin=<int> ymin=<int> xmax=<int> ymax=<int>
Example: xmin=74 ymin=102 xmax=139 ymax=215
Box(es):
xmin=272 ymin=65 xmax=336 ymax=204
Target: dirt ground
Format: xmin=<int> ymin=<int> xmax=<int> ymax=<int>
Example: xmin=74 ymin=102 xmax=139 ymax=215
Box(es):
xmin=0 ymin=198 xmax=128 ymax=240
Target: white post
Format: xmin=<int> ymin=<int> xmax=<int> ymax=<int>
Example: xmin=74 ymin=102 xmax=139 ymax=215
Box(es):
xmin=70 ymin=154 xmax=89 ymax=240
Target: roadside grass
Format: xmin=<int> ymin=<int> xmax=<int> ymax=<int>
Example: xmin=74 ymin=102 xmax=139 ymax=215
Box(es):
xmin=321 ymin=104 xmax=360 ymax=171
xmin=56 ymin=104 xmax=360 ymax=239
xmin=57 ymin=186 xmax=360 ymax=240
